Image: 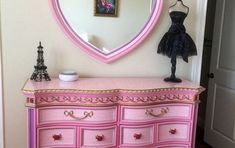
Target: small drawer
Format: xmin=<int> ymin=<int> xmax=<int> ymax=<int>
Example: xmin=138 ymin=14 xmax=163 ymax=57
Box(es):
xmin=80 ymin=126 xmax=116 ymax=148
xmin=120 ymin=125 xmax=154 ymax=147
xmin=37 ymin=106 xmax=117 ymax=124
xmin=157 ymin=122 xmax=191 ymax=143
xmin=121 ymin=104 xmax=192 ymax=123
xmin=38 ymin=126 xmax=76 ymax=148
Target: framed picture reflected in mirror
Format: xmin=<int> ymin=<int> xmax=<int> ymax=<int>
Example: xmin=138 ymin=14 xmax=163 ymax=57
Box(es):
xmin=94 ymin=0 xmax=118 ymax=17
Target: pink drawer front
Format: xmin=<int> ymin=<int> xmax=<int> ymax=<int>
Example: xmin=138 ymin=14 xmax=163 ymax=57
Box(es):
xmin=156 ymin=144 xmax=189 ymax=148
xmin=80 ymin=126 xmax=116 ymax=148
xmin=157 ymin=122 xmax=191 ymax=143
xmin=120 ymin=125 xmax=154 ymax=147
xmin=38 ymin=126 xmax=76 ymax=148
xmin=38 ymin=106 xmax=117 ymax=124
xmin=121 ymin=104 xmax=192 ymax=123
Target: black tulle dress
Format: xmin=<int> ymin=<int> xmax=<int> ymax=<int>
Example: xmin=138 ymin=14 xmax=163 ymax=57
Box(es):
xmin=157 ymin=11 xmax=197 ymax=83
xmin=157 ymin=11 xmax=197 ymax=63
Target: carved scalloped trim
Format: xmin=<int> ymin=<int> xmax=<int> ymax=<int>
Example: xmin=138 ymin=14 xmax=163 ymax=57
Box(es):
xmin=25 ymin=93 xmax=200 ymax=107
xmin=22 ymin=87 xmax=205 ymax=94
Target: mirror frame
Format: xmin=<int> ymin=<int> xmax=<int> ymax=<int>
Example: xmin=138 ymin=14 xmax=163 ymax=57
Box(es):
xmin=49 ymin=0 xmax=163 ymax=63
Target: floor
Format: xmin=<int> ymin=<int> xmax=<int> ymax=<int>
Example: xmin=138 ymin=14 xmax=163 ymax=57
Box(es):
xmin=196 ymin=127 xmax=213 ymax=148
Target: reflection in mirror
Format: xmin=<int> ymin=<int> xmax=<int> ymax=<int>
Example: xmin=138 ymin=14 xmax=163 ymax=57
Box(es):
xmin=51 ymin=0 xmax=163 ymax=63
xmin=58 ymin=0 xmax=152 ymax=54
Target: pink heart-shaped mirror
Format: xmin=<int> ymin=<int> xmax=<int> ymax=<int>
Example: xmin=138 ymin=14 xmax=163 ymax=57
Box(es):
xmin=50 ymin=0 xmax=163 ymax=63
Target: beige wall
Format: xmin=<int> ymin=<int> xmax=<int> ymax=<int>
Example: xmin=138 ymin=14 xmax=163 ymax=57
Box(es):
xmin=1 ymin=0 xmax=200 ymax=148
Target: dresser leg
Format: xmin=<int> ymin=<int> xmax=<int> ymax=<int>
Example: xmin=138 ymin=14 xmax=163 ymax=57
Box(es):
xmin=192 ymin=102 xmax=199 ymax=148
xmin=27 ymin=108 xmax=36 ymax=148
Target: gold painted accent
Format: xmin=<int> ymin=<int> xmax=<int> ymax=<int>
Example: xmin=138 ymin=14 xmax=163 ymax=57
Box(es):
xmin=25 ymin=103 xmax=36 ymax=108
xmin=25 ymin=100 xmax=200 ymax=108
xmin=22 ymin=87 xmax=205 ymax=94
xmin=145 ymin=107 xmax=169 ymax=117
xmin=24 ymin=90 xmax=202 ymax=107
xmin=64 ymin=110 xmax=94 ymax=120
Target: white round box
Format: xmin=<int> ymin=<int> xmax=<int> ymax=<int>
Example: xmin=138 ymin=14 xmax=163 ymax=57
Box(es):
xmin=59 ymin=70 xmax=79 ymax=82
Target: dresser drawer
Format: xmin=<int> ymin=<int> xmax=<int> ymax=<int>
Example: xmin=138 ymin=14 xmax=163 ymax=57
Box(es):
xmin=121 ymin=104 xmax=192 ymax=123
xmin=120 ymin=125 xmax=154 ymax=147
xmin=155 ymin=145 xmax=189 ymax=148
xmin=157 ymin=122 xmax=191 ymax=143
xmin=80 ymin=126 xmax=117 ymax=148
xmin=38 ymin=126 xmax=76 ymax=148
xmin=37 ymin=106 xmax=117 ymax=124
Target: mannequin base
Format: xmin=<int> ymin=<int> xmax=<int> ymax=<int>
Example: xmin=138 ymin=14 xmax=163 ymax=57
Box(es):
xmin=164 ymin=77 xmax=182 ymax=83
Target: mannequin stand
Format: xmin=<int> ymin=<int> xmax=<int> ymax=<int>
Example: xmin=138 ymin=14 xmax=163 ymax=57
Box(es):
xmin=164 ymin=56 xmax=182 ymax=83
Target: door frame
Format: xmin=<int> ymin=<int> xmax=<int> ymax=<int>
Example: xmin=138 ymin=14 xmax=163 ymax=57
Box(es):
xmin=191 ymin=0 xmax=208 ymax=83
xmin=0 ymin=41 xmax=3 ymax=148
xmin=0 ymin=1 xmax=4 ymax=147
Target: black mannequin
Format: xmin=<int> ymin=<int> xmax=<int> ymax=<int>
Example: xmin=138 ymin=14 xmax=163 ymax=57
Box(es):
xmin=165 ymin=0 xmax=189 ymax=83
xmin=157 ymin=0 xmax=197 ymax=83
xmin=169 ymin=0 xmax=189 ymax=14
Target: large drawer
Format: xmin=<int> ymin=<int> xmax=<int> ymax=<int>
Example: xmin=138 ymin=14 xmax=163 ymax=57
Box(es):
xmin=37 ymin=106 xmax=117 ymax=125
xmin=157 ymin=122 xmax=191 ymax=143
xmin=80 ymin=126 xmax=117 ymax=148
xmin=37 ymin=126 xmax=76 ymax=148
xmin=120 ymin=124 xmax=154 ymax=147
xmin=121 ymin=104 xmax=193 ymax=123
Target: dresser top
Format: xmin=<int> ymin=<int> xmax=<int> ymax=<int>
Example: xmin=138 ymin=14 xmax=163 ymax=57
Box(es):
xmin=22 ymin=77 xmax=202 ymax=92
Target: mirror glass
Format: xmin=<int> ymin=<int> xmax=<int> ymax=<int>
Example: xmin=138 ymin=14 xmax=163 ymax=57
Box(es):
xmin=58 ymin=0 xmax=151 ymax=54
xmin=51 ymin=0 xmax=163 ymax=63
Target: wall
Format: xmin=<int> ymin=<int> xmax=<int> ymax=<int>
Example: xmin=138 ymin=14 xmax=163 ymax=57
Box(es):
xmin=0 ymin=1 xmax=3 ymax=146
xmin=1 ymin=0 xmax=202 ymax=148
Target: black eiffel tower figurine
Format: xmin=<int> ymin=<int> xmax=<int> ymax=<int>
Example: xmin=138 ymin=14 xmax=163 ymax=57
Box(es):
xmin=30 ymin=42 xmax=51 ymax=81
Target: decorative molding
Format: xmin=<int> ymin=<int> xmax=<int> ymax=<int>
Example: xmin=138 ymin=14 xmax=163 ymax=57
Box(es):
xmin=24 ymin=85 xmax=205 ymax=107
xmin=22 ymin=87 xmax=205 ymax=94
xmin=25 ymin=93 xmax=200 ymax=107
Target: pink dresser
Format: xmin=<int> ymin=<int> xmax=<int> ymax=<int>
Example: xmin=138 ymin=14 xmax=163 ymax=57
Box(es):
xmin=22 ymin=78 xmax=204 ymax=148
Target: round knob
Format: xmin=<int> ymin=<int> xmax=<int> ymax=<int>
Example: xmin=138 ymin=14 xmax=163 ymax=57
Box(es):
xmin=208 ymin=73 xmax=214 ymax=79
xmin=96 ymin=135 xmax=104 ymax=141
xmin=169 ymin=129 xmax=177 ymax=134
xmin=133 ymin=133 xmax=142 ymax=139
xmin=52 ymin=134 xmax=62 ymax=141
